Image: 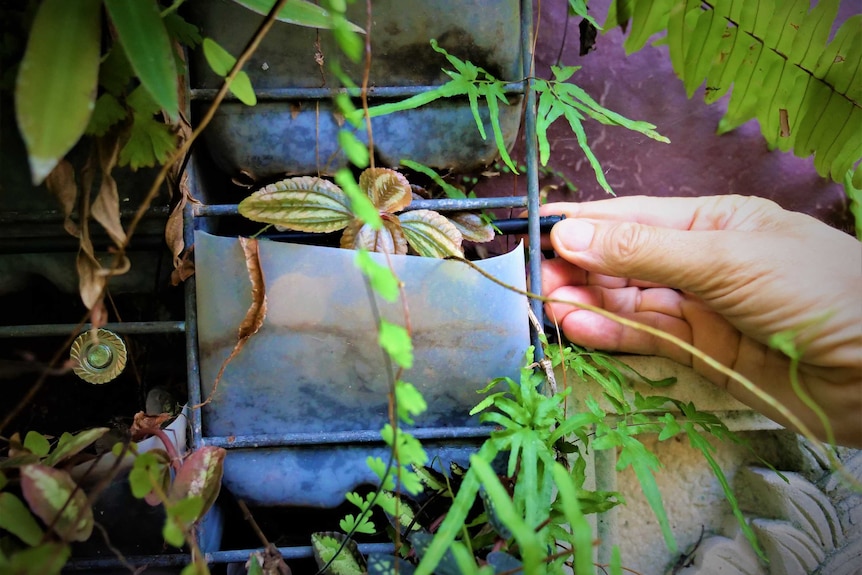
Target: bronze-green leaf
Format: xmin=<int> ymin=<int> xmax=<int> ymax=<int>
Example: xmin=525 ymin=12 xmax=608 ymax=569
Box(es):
xmin=447 ymin=212 xmax=495 ymax=243
xmin=20 ymin=464 xmax=93 ymax=542
xmin=168 ymin=446 xmax=225 ymax=522
xmin=359 ymin=168 xmax=412 ymax=213
xmin=311 ymin=531 xmax=366 ymax=575
xmin=239 ymin=176 xmax=353 ymax=232
xmin=44 ymin=428 xmax=109 ymax=468
xmin=15 ymin=0 xmax=101 ymax=185
xmin=399 ymin=210 xmax=464 ymax=258
xmin=104 ymin=0 xmax=179 ymax=120
xmin=340 ymin=218 xmax=408 ymax=255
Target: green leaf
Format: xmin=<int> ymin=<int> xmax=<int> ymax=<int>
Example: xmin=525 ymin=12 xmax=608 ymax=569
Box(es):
xmin=7 ymin=542 xmax=70 ymax=575
xmin=104 ymin=0 xmax=179 ymax=120
xmin=20 ymin=464 xmax=93 ymax=542
xmin=354 ymin=250 xmax=400 ymax=302
xmin=85 ymin=93 xmax=129 ymax=137
xmin=129 ymin=450 xmax=171 ymax=500
xmin=119 ymin=111 xmax=179 ymax=169
xmin=239 ymin=175 xmax=353 ymax=232
xmin=340 ymin=513 xmax=376 ymax=535
xmin=163 ymin=12 xmax=202 ymax=47
xmin=15 ymin=0 xmax=101 ymax=185
xmin=164 ymin=496 xmax=204 ymax=548
xmin=311 ymin=532 xmax=366 ymax=575
xmin=395 ymin=381 xmax=427 ymax=424
xmin=379 ymin=320 xmax=413 ymax=369
xmin=398 ymin=210 xmax=463 ymax=258
xmin=201 ymin=38 xmax=257 ymax=106
xmin=0 ymin=493 xmax=44 ymax=546
xmin=335 ymin=169 xmax=383 ymax=229
xmin=44 ymin=428 xmax=109 ymax=468
xmin=24 ymin=431 xmax=51 ymax=457
xmin=338 ymin=130 xmax=369 ymax=168
xmin=399 ymin=159 xmax=465 ymax=199
xmin=232 ymin=0 xmax=364 ymax=32
xmin=552 ymin=464 xmax=594 ymax=575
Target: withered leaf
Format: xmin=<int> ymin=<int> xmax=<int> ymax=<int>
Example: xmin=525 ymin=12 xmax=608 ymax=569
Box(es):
xmin=20 ymin=464 xmax=94 ymax=542
xmin=238 ymin=176 xmax=353 ymax=232
xmin=130 ymin=411 xmax=173 ymax=442
xmin=45 ymin=159 xmax=79 ymax=237
xmin=76 ymin=244 xmax=106 ymax=311
xmin=197 ymin=238 xmax=266 ymax=407
xmin=359 ymin=168 xmax=411 ymax=213
xmin=447 ymin=212 xmax=495 ymax=243
xmin=340 ymin=217 xmax=408 ymax=255
xmin=91 ymin=133 xmax=127 ymax=246
xmin=779 ymin=108 xmax=790 ymax=138
xmin=399 ymin=209 xmax=463 ymax=258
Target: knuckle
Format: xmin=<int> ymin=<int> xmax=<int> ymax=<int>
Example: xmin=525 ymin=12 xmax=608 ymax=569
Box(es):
xmin=604 ymin=221 xmax=648 ymax=270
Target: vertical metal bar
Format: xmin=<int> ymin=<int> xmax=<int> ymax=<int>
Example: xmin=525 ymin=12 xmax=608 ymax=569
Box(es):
xmin=184 ymin=166 xmax=203 ymax=447
xmin=521 ymin=0 xmax=544 ymax=360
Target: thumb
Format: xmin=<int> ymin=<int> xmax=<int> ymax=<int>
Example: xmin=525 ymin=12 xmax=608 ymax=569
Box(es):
xmin=549 ymin=218 xmax=738 ymax=292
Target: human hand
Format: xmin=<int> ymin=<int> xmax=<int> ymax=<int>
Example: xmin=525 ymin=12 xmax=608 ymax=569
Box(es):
xmin=540 ymin=195 xmax=862 ymax=447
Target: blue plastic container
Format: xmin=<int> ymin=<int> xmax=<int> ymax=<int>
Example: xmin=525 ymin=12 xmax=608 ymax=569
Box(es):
xmin=186 ymin=0 xmax=524 ymax=180
xmin=194 ymin=232 xmax=529 ymax=506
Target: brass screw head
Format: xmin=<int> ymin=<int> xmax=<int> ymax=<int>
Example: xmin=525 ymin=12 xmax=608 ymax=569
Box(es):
xmin=70 ymin=329 xmax=127 ymax=384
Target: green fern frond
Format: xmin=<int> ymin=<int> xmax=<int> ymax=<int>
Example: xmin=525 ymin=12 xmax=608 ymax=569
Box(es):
xmin=608 ymin=0 xmax=862 ymax=183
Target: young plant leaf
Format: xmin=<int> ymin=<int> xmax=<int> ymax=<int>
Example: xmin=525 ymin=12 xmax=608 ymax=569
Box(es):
xmin=399 ymin=159 xmax=466 ymax=199
xmin=164 ymin=496 xmax=205 ymax=548
xmin=201 ymin=38 xmax=257 ymax=106
xmin=85 ymin=93 xmax=128 ymax=137
xmin=354 ymin=249 xmax=400 ymax=302
xmin=239 ymin=176 xmax=353 ymax=232
xmin=338 ymin=130 xmax=370 ymax=168
xmin=7 ymin=542 xmax=70 ymax=575
xmin=335 ymin=169 xmax=383 ymax=229
xmin=15 ymin=0 xmax=101 ymax=185
xmin=0 ymin=493 xmax=44 ymax=546
xmin=232 ymin=0 xmax=364 ymax=32
xmin=359 ymin=168 xmax=412 ymax=213
xmin=395 ymin=381 xmax=428 ymax=424
xmin=23 ymin=432 xmax=51 ymax=458
xmin=20 ymin=464 xmax=93 ymax=542
xmin=104 ymin=0 xmax=179 ymax=119
xmin=379 ymin=320 xmax=413 ymax=370
xmin=399 ymin=210 xmax=463 ymax=257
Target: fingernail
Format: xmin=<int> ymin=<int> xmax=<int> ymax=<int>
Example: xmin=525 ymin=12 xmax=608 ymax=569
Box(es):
xmin=553 ymin=219 xmax=594 ymax=252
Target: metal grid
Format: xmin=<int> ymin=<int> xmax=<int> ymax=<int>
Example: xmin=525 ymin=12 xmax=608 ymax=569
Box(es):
xmin=58 ymin=0 xmax=544 ymax=569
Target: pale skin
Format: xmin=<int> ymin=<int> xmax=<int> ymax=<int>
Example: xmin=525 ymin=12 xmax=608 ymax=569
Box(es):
xmin=539 ymin=195 xmax=862 ymax=447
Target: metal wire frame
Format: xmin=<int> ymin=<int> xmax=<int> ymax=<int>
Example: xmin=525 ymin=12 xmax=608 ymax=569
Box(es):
xmin=60 ymin=0 xmax=544 ymax=569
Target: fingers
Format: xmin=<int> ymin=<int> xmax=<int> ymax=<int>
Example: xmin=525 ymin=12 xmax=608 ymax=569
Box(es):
xmin=544 ymin=284 xmax=692 ymax=364
xmin=539 ymin=195 xmax=786 ymax=232
xmin=547 ymin=217 xmax=752 ymax=295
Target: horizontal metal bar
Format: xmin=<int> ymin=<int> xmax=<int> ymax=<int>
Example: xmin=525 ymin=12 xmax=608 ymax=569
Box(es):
xmin=65 ymin=543 xmax=394 ymax=570
xmin=194 ymin=196 xmax=528 ymax=218
xmin=190 ymin=83 xmax=525 ymax=102
xmin=203 ymin=425 xmax=495 ymax=449
xmin=0 ymin=206 xmax=170 ymax=224
xmin=0 ymin=321 xmax=186 ymax=339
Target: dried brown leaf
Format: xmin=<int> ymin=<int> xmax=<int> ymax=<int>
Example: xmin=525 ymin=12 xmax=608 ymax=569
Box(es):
xmin=76 ymin=246 xmax=105 ymax=310
xmin=447 ymin=212 xmax=495 ymax=243
xmin=359 ymin=168 xmax=411 ymax=213
xmin=196 ymin=238 xmax=267 ymax=408
xmin=45 ymin=159 xmax=79 ymax=237
xmin=340 ymin=217 xmax=408 ymax=255
xmin=91 ymin=135 xmax=127 ymax=246
xmin=170 ymin=247 xmax=196 ymax=286
xmin=130 ymin=411 xmax=173 ymax=442
xmin=165 ymin=192 xmax=186 ymax=268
